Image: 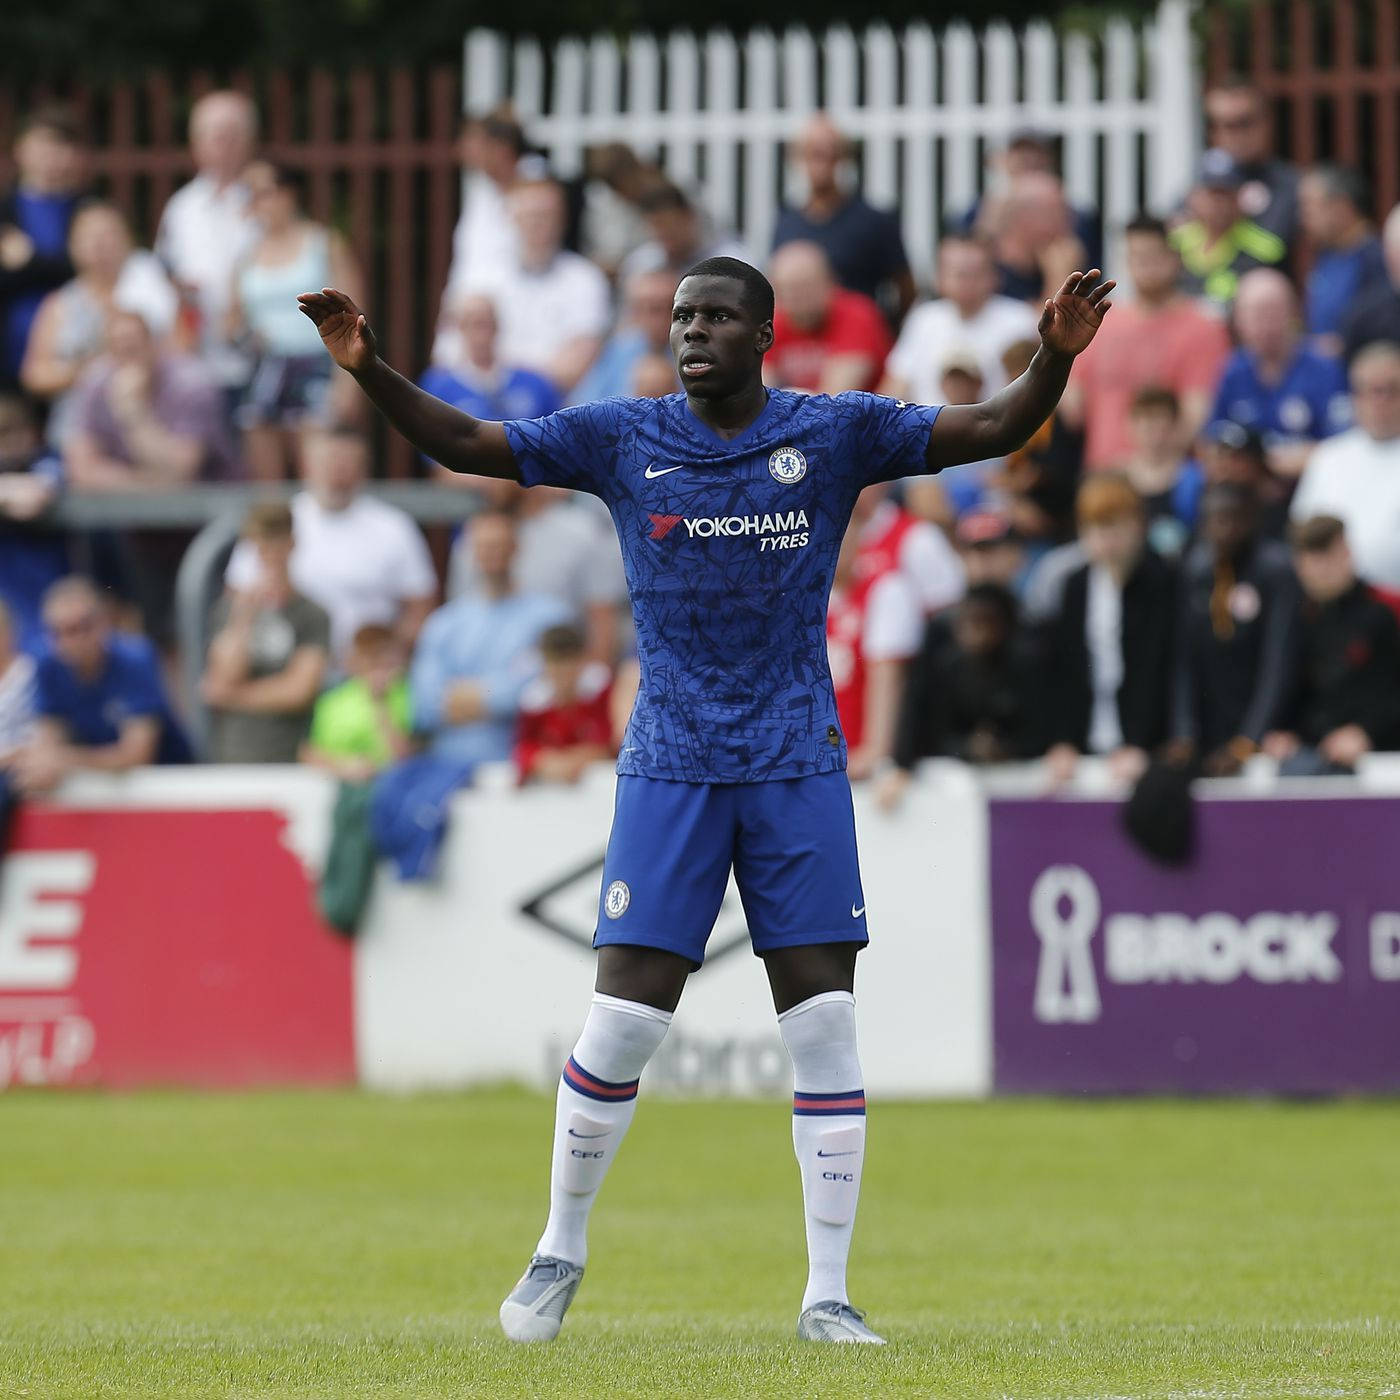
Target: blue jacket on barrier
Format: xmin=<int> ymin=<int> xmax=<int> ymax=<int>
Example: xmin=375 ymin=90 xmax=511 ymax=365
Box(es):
xmin=368 ymin=754 xmax=477 ymax=881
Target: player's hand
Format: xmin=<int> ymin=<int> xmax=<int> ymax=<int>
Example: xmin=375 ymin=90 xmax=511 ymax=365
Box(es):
xmin=1038 ymin=269 xmax=1115 ymax=357
xmin=297 ymin=287 xmax=377 ymax=374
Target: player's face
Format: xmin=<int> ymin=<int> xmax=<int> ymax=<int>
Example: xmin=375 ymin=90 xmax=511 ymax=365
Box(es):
xmin=670 ymin=275 xmax=772 ymax=399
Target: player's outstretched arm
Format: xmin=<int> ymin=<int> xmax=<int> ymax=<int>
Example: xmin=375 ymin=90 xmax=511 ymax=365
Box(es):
xmin=297 ymin=288 xmax=521 ymax=480
xmin=924 ymin=269 xmax=1114 ymax=473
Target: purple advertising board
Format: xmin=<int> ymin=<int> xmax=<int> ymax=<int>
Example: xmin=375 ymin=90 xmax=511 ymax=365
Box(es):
xmin=989 ymin=796 xmax=1400 ymax=1093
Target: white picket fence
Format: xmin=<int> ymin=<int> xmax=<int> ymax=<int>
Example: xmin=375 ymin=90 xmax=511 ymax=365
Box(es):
xmin=462 ymin=0 xmax=1197 ymax=280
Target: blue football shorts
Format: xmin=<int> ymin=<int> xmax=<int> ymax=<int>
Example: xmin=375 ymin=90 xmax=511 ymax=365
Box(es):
xmin=593 ymin=771 xmax=869 ymax=965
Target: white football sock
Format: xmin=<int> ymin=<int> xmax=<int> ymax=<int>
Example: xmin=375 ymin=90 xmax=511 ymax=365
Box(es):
xmin=778 ymin=990 xmax=866 ymax=1311
xmin=534 ymin=992 xmax=672 ymax=1267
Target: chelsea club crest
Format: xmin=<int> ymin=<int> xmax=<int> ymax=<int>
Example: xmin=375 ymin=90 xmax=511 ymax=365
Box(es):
xmin=604 ymin=880 xmax=631 ymax=919
xmin=768 ymin=446 xmax=807 ymax=484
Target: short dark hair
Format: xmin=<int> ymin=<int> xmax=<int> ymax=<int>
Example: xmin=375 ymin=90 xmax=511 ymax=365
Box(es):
xmin=962 ymin=581 xmax=1018 ymax=631
xmin=639 ymin=183 xmax=693 ymax=216
xmin=17 ymin=103 xmax=81 ymax=145
xmin=0 ymin=389 xmax=39 ymax=426
xmin=1290 ymin=514 xmax=1347 ymax=554
xmin=1305 ymin=162 xmax=1371 ymax=215
xmin=264 ymin=160 xmax=307 ymax=203
xmin=1130 ymin=384 xmax=1180 ymax=417
xmin=680 ymin=256 xmax=775 ymax=323
xmin=1124 ymin=214 xmax=1171 ymax=242
xmin=539 ymin=623 xmax=586 ymax=660
xmin=482 ymin=115 xmax=526 ymax=154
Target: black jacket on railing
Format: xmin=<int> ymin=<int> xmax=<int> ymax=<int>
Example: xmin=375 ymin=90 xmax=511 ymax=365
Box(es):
xmin=1291 ymin=581 xmax=1400 ymax=750
xmin=1043 ymin=548 xmax=1177 ymax=754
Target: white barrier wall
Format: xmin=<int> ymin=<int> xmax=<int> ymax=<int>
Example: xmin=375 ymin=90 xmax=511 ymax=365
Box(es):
xmin=354 ymin=764 xmax=992 ymax=1097
xmin=9 ymin=758 xmax=1400 ymax=1096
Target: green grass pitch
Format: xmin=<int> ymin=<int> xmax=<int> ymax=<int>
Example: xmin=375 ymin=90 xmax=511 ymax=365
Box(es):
xmin=1 ymin=1089 xmax=1396 ymax=1398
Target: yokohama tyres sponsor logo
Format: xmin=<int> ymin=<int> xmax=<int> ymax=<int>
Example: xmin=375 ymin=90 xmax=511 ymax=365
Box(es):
xmin=648 ymin=509 xmax=810 ymax=547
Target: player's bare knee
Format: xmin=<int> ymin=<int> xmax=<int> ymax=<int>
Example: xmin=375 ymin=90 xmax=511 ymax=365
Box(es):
xmin=764 ymin=943 xmax=860 ymax=1014
xmin=594 ymin=944 xmax=691 ymax=1012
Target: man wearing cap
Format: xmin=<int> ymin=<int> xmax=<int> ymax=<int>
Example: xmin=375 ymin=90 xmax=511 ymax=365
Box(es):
xmin=1202 ymin=79 xmax=1300 ymax=250
xmin=1171 ymin=149 xmax=1287 ymax=308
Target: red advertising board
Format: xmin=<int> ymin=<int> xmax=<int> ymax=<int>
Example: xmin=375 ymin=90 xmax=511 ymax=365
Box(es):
xmin=0 ymin=806 xmax=355 ymax=1089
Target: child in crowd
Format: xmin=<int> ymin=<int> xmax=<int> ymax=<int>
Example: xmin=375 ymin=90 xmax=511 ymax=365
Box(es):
xmin=301 ymin=622 xmax=414 ymax=782
xmin=1119 ymin=385 xmax=1204 ymax=559
xmin=1263 ymin=515 xmax=1400 ymax=773
xmin=891 ymin=582 xmax=1041 ymax=773
xmin=514 ymin=623 xmax=615 ymax=784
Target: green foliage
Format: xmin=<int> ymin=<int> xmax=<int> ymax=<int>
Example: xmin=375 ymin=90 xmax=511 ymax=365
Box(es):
xmin=1 ymin=0 xmax=1159 ymax=79
xmin=1 ymin=1089 xmax=1397 ymax=1396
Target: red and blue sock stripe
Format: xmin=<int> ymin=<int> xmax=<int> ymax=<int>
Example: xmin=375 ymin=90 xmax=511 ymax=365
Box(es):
xmin=562 ymin=1055 xmax=640 ymax=1104
xmin=793 ymin=1088 xmax=866 ymax=1117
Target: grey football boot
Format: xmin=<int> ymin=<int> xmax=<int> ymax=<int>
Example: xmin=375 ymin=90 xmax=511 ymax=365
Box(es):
xmin=796 ymin=1299 xmax=887 ymax=1344
xmin=499 ymin=1254 xmax=585 ymax=1342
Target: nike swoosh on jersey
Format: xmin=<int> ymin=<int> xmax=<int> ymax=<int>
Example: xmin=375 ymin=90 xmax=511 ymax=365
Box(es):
xmin=567 ymin=1129 xmax=609 ymax=1139
xmin=816 ymin=1149 xmax=858 ymax=1158
xmin=851 ymin=904 xmax=866 ymax=918
xmin=644 ymin=463 xmax=686 ymax=478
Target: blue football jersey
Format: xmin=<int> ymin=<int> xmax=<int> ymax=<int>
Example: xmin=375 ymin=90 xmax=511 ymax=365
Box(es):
xmin=503 ymin=389 xmax=942 ymax=783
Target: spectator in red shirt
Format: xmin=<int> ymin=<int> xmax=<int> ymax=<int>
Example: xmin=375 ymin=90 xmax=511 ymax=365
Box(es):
xmin=827 ymin=522 xmax=922 ymax=780
xmin=766 ymin=241 xmax=891 ymax=394
xmin=1061 ymin=215 xmax=1231 ymax=470
xmin=514 ymin=622 xmax=615 ymax=784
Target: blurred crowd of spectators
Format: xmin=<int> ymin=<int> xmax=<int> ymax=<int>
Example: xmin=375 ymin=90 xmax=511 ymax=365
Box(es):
xmin=4 ymin=74 xmax=1400 ymax=820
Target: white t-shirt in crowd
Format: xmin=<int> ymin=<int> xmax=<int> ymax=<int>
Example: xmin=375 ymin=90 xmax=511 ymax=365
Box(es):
xmin=434 ymin=251 xmax=611 ymax=377
xmin=885 ymin=295 xmax=1040 ymax=405
xmin=1085 ymin=564 xmax=1125 ymax=754
xmin=858 ymin=498 xmax=966 ymax=615
xmin=862 ymin=570 xmax=924 ymax=661
xmin=226 ymin=491 xmax=437 ymax=659
xmin=1290 ymin=428 xmax=1400 ymax=589
xmin=0 ymin=653 xmax=36 ymax=754
xmin=155 ymin=175 xmax=259 ymax=387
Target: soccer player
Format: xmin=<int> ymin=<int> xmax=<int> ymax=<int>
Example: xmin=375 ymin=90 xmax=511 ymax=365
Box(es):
xmin=298 ymin=256 xmax=1113 ymax=1344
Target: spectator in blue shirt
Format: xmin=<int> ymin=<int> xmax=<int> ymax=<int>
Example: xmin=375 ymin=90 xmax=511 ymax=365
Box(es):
xmin=409 ymin=510 xmax=569 ymax=771
xmin=1299 ymin=164 xmax=1387 ymax=355
xmin=0 ymin=106 xmax=87 ymax=388
xmin=0 ymin=391 xmax=68 ymax=654
xmin=772 ymin=114 xmax=914 ymax=322
xmin=418 ymin=293 xmax=559 ymax=464
xmin=15 ymin=575 xmax=190 ymax=793
xmin=569 ymin=268 xmax=677 ymax=405
xmin=1209 ymin=268 xmax=1351 ymax=484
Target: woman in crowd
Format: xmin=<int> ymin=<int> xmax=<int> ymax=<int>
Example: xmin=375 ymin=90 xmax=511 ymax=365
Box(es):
xmin=1043 ymin=475 xmax=1177 ymax=786
xmin=20 ymin=200 xmax=177 ymax=447
xmin=227 ymin=161 xmax=362 ymax=480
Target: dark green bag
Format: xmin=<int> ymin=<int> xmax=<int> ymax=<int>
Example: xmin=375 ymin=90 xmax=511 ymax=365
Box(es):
xmin=318 ymin=780 xmax=377 ymax=936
